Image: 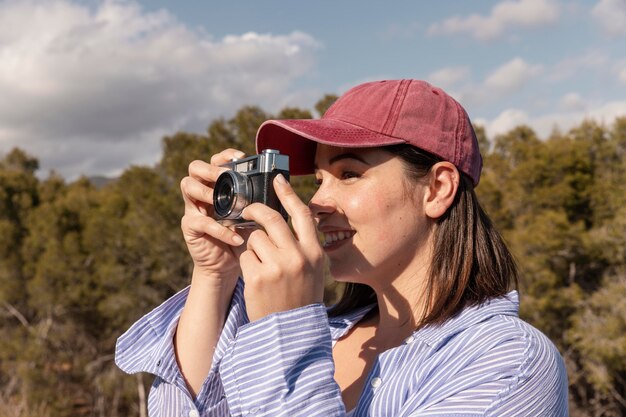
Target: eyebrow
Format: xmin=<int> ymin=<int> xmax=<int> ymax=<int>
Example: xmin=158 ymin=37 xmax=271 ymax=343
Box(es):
xmin=314 ymin=152 xmax=371 ymax=170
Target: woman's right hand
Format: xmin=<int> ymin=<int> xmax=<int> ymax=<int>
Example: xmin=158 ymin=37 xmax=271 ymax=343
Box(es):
xmin=180 ymin=148 xmax=246 ymax=280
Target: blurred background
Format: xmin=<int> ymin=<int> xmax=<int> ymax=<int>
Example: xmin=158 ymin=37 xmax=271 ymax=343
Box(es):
xmin=1 ymin=1 xmax=625 ymax=416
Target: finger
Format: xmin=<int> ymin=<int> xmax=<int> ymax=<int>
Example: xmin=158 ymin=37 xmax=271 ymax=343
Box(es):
xmin=209 ymin=148 xmax=246 ymax=166
xmin=188 ymin=148 xmax=245 ymax=185
xmin=239 ymin=249 xmax=262 ymax=280
xmin=245 ymin=228 xmax=277 ymax=263
xmin=181 ymin=176 xmax=214 ymax=215
xmin=182 ymin=213 xmax=244 ymax=246
xmin=272 ymin=174 xmax=319 ymax=246
xmin=230 ymin=227 xmax=256 ymax=258
xmin=241 ymin=202 xmax=295 ymax=248
xmin=188 ymin=160 xmax=228 ymax=184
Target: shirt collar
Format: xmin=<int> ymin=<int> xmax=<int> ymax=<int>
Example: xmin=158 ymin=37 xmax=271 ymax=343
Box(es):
xmin=328 ymin=303 xmax=376 ymax=340
xmin=327 ymin=291 xmax=519 ymax=347
xmin=415 ymin=290 xmax=519 ymax=349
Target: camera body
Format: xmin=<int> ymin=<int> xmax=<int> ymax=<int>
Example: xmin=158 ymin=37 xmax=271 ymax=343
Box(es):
xmin=213 ymin=149 xmax=289 ymax=226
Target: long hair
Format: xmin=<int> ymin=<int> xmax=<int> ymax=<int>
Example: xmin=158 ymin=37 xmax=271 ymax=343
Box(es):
xmin=327 ymin=144 xmax=518 ymax=327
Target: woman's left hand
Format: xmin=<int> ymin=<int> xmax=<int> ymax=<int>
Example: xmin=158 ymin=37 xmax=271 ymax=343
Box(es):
xmin=238 ymin=173 xmax=325 ymax=322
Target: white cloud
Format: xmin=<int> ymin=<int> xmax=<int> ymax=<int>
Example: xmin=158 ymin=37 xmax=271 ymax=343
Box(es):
xmin=484 ymin=57 xmax=543 ymax=95
xmin=620 ymin=68 xmax=626 ymax=85
xmin=425 ymin=58 xmax=543 ymax=110
xmin=548 ymin=50 xmax=610 ymax=82
xmin=559 ymin=93 xmax=586 ymax=111
xmin=428 ymin=0 xmax=560 ymax=41
xmin=482 ymin=99 xmax=626 ymax=139
xmin=486 ymin=109 xmax=530 ymax=136
xmin=592 ymin=0 xmax=626 ymax=36
xmin=588 ymin=100 xmax=626 ymax=125
xmin=427 ymin=66 xmax=471 ymax=90
xmin=0 ymin=0 xmax=320 ymax=179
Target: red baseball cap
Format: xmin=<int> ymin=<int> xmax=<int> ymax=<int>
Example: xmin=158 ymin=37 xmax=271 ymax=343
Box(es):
xmin=256 ymin=79 xmax=483 ymax=186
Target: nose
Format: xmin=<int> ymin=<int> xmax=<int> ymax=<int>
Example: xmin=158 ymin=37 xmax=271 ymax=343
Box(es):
xmin=308 ymin=184 xmax=336 ymax=220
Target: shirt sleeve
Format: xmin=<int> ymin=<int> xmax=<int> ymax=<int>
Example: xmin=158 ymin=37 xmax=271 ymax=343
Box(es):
xmin=401 ymin=323 xmax=569 ymax=417
xmin=115 ymin=278 xmax=249 ymax=417
xmin=116 ymin=282 xmax=347 ymax=416
xmin=219 ymin=303 xmax=346 ymax=417
xmin=482 ymin=328 xmax=569 ymax=417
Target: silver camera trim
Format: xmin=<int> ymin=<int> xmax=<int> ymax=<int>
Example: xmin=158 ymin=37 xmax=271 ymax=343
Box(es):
xmin=212 ymin=149 xmax=289 ymax=227
xmin=213 ymin=170 xmax=251 ymax=220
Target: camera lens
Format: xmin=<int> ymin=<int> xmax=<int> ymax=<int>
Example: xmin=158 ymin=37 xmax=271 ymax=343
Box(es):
xmin=215 ymin=180 xmax=234 ymax=214
xmin=213 ymin=171 xmax=250 ymax=219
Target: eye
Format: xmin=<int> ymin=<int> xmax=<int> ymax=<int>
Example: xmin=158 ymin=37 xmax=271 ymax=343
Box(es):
xmin=341 ymin=171 xmax=360 ymax=180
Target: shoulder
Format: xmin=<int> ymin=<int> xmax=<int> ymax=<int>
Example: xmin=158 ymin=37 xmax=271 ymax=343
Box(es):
xmin=419 ymin=296 xmax=568 ymax=411
xmin=447 ymin=300 xmax=566 ymax=378
xmin=424 ymin=293 xmax=561 ymax=366
xmin=457 ymin=307 xmax=569 ymax=414
xmin=474 ymin=312 xmax=566 ymax=379
xmin=492 ymin=314 xmax=567 ymax=386
xmin=476 ymin=315 xmax=569 ymax=415
xmin=442 ymin=293 xmax=565 ymax=372
xmin=407 ymin=311 xmax=569 ymax=416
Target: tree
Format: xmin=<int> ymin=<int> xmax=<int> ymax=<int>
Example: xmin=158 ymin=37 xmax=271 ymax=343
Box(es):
xmin=2 ymin=100 xmax=626 ymax=416
xmin=314 ymin=94 xmax=338 ymax=117
xmin=478 ymin=119 xmax=626 ymax=416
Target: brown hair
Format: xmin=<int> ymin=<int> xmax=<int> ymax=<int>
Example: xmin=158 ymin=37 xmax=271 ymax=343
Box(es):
xmin=327 ymin=144 xmax=518 ymax=327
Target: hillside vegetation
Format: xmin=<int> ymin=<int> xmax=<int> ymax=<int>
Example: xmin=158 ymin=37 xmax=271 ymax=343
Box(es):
xmin=1 ymin=98 xmax=625 ymax=416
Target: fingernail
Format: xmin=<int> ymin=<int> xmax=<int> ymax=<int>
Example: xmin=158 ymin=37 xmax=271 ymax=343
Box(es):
xmin=275 ymin=173 xmax=287 ymax=185
xmin=233 ymin=151 xmax=245 ymax=159
xmin=232 ymin=234 xmax=244 ymax=246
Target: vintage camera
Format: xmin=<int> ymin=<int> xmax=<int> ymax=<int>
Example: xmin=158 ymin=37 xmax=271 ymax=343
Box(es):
xmin=213 ymin=149 xmax=289 ymax=227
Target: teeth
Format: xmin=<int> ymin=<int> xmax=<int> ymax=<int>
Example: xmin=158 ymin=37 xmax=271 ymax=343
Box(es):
xmin=322 ymin=231 xmax=353 ymax=247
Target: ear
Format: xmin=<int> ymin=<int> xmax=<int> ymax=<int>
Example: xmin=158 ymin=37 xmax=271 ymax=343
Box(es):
xmin=423 ymin=162 xmax=460 ymax=219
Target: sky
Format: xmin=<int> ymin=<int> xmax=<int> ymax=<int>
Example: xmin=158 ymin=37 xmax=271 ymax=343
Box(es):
xmin=1 ymin=0 xmax=625 ymax=180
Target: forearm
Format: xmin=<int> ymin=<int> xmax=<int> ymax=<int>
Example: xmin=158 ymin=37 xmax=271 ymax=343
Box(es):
xmin=220 ymin=304 xmax=345 ymax=416
xmin=174 ymin=268 xmax=238 ymax=397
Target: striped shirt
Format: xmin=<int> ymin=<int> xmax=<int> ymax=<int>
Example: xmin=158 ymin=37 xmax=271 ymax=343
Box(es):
xmin=116 ymin=279 xmax=569 ymax=416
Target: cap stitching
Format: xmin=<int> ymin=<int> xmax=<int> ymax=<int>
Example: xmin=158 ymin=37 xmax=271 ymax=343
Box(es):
xmin=453 ymin=102 xmax=464 ymax=167
xmin=381 ymin=80 xmax=409 ymax=136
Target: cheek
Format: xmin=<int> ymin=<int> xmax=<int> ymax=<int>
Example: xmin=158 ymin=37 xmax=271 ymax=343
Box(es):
xmin=348 ymin=187 xmax=414 ymax=241
xmin=345 ymin=189 xmax=388 ymax=223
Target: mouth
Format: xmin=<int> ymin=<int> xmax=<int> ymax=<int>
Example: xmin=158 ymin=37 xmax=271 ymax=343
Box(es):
xmin=321 ymin=230 xmax=356 ymax=249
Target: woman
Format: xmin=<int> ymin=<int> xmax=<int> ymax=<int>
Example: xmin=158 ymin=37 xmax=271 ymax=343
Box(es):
xmin=116 ymin=80 xmax=569 ymax=416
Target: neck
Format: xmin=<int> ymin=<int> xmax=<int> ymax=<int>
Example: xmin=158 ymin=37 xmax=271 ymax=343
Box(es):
xmin=368 ymin=264 xmax=430 ymax=345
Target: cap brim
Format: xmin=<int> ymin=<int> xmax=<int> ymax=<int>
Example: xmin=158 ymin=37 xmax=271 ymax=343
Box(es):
xmin=256 ymin=118 xmax=406 ymax=175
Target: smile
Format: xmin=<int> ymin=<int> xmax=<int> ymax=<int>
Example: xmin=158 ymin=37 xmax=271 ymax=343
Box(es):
xmin=322 ymin=230 xmax=356 ymax=248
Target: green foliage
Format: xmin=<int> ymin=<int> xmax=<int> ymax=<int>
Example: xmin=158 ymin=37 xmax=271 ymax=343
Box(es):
xmin=275 ymin=107 xmax=313 ymax=120
xmin=1 ymin=108 xmax=625 ymax=416
xmin=314 ymin=94 xmax=338 ymax=117
xmin=0 ymin=149 xmax=39 ymax=306
xmin=569 ymin=276 xmax=626 ymax=391
xmin=477 ymin=118 xmax=626 ymax=415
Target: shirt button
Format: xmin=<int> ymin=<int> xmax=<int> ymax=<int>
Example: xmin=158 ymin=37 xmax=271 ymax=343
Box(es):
xmin=188 ymin=410 xmax=200 ymax=417
xmin=250 ymin=407 xmax=260 ymax=414
xmin=370 ymin=377 xmax=382 ymax=388
xmin=404 ymin=335 xmax=415 ymax=344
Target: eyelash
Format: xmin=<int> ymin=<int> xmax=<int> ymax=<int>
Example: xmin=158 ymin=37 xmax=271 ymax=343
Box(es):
xmin=341 ymin=171 xmax=359 ymax=180
xmin=315 ymin=170 xmax=360 ymax=186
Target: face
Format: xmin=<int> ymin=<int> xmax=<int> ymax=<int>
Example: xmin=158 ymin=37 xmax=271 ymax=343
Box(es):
xmin=310 ymin=144 xmax=434 ymax=289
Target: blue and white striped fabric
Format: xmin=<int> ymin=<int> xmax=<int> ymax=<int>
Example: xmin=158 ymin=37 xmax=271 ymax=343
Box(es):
xmin=116 ymin=279 xmax=569 ymax=416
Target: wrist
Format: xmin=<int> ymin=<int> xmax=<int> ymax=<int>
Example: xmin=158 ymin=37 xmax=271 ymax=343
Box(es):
xmin=190 ymin=267 xmax=239 ymax=290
